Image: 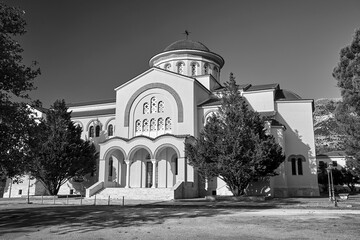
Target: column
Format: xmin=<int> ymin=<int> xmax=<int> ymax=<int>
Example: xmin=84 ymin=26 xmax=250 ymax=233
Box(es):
xmin=125 ymin=159 xmax=131 ymax=188
xmin=151 ymin=159 xmax=157 ymax=188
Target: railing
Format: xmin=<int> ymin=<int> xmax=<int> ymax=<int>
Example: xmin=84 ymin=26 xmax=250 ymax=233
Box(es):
xmin=86 ymin=181 xmax=104 ymax=197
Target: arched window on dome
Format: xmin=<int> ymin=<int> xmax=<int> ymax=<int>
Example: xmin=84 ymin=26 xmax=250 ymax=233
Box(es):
xmin=158 ymin=101 xmax=164 ymax=113
xmin=108 ymin=124 xmax=113 ymax=136
xmin=143 ymin=102 xmax=150 ymax=114
xmin=190 ymin=62 xmax=199 ymax=76
xmin=177 ymin=62 xmax=184 ymax=74
xmin=89 ymin=126 xmax=94 ymax=138
xmin=164 ymin=63 xmax=171 ymax=71
xmin=151 ymin=97 xmax=157 ymax=113
xmin=203 ymin=63 xmax=209 ymax=75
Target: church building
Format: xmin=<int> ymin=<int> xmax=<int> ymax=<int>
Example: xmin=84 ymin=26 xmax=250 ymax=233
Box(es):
xmin=2 ymin=39 xmax=320 ymax=199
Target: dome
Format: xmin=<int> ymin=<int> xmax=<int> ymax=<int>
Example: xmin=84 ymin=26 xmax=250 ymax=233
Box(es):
xmin=163 ymin=39 xmax=210 ymax=52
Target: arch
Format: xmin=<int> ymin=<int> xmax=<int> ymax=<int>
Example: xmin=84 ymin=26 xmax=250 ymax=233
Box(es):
xmin=288 ymin=154 xmax=306 ymax=175
xmin=86 ymin=119 xmax=102 ymax=131
xmin=128 ymin=145 xmax=154 ymax=160
xmin=108 ymin=124 xmax=114 ymax=136
xmin=154 ymin=143 xmax=181 ymax=159
xmin=73 ymin=121 xmax=83 ymax=129
xmin=176 ymin=61 xmax=185 ymax=74
xmin=103 ymin=146 xmax=127 ymax=161
xmin=104 ymin=117 xmax=115 ymax=130
xmin=203 ymin=110 xmax=219 ymax=124
xmin=124 ymin=83 xmax=184 ymax=127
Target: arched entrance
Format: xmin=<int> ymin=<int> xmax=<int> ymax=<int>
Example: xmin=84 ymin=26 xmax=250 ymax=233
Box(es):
xmin=155 ymin=145 xmax=179 ymax=188
xmin=128 ymin=146 xmax=153 ymax=188
xmin=104 ymin=148 xmax=126 ymax=187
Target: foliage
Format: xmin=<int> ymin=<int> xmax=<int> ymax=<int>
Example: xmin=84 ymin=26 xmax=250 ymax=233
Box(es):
xmin=28 ymin=100 xmax=98 ymax=195
xmin=0 ymin=2 xmax=41 ymax=177
xmin=185 ymin=73 xmax=285 ymax=196
xmin=333 ymin=28 xmax=360 ymax=180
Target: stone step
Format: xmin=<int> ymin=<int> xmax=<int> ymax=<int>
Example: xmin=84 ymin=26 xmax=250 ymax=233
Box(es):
xmin=91 ymin=187 xmax=175 ymax=201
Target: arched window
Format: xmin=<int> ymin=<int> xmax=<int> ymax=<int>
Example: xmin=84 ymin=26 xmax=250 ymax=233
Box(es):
xmin=191 ymin=62 xmax=198 ymax=76
xmin=89 ymin=126 xmax=94 ymax=138
xmin=164 ymin=63 xmax=171 ymax=71
xmin=95 ymin=125 xmax=100 ymax=137
xmin=151 ymin=97 xmax=157 ymax=113
xmin=289 ymin=155 xmax=305 ymax=175
xmin=143 ymin=119 xmax=149 ymax=132
xmin=165 ymin=117 xmax=172 ymax=130
xmin=158 ymin=101 xmax=164 ymax=113
xmin=158 ymin=118 xmax=164 ymax=130
xmin=108 ymin=124 xmax=113 ymax=136
xmin=177 ymin=62 xmax=184 ymax=74
xmin=150 ymin=118 xmax=156 ymax=131
xmin=135 ymin=120 xmax=142 ymax=132
xmin=203 ymin=63 xmax=209 ymax=74
xmin=143 ymin=102 xmax=150 ymax=114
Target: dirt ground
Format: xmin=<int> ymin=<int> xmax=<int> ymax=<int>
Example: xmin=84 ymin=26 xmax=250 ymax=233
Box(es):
xmin=1 ymin=198 xmax=360 ymax=240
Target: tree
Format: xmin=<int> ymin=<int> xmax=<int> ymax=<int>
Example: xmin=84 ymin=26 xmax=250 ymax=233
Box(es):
xmin=185 ymin=73 xmax=285 ymax=196
xmin=0 ymin=3 xmax=41 ymax=177
xmin=28 ymin=100 xmax=98 ymax=195
xmin=333 ymin=28 xmax=360 ymax=180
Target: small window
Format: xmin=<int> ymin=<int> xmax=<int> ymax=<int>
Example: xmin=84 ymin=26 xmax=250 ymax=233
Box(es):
xmin=164 ymin=63 xmax=171 ymax=71
xmin=18 ymin=189 xmax=22 ymax=195
xmin=158 ymin=118 xmax=164 ymax=130
xmin=89 ymin=126 xmax=94 ymax=138
xmin=135 ymin=120 xmax=142 ymax=132
xmin=297 ymin=158 xmax=303 ymax=175
xmin=70 ymin=189 xmax=74 ymax=195
xmin=95 ymin=125 xmax=100 ymax=137
xmin=158 ymin=101 xmax=164 ymax=113
xmin=177 ymin=62 xmax=184 ymax=74
xmin=150 ymin=118 xmax=156 ymax=131
xmin=143 ymin=102 xmax=150 ymax=114
xmin=165 ymin=117 xmax=172 ymax=130
xmin=151 ymin=97 xmax=157 ymax=113
xmin=191 ymin=62 xmax=197 ymax=76
xmin=108 ymin=124 xmax=113 ymax=136
xmin=109 ymin=157 xmax=113 ymax=177
xmin=204 ymin=64 xmax=209 ymax=74
xmin=143 ymin=119 xmax=149 ymax=132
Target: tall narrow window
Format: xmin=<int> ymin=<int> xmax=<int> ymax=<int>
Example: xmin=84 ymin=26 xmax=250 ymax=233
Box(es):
xmin=89 ymin=126 xmax=94 ymax=138
xmin=297 ymin=158 xmax=303 ymax=175
xmin=143 ymin=119 xmax=149 ymax=132
xmin=95 ymin=125 xmax=100 ymax=137
xmin=109 ymin=157 xmax=113 ymax=177
xmin=291 ymin=158 xmax=297 ymax=175
xmin=108 ymin=124 xmax=113 ymax=136
xmin=143 ymin=102 xmax=150 ymax=114
xmin=165 ymin=117 xmax=172 ymax=130
xmin=174 ymin=157 xmax=178 ymax=175
xmin=150 ymin=118 xmax=156 ymax=131
xmin=177 ymin=62 xmax=184 ymax=74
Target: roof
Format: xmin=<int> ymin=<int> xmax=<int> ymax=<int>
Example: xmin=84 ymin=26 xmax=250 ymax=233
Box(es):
xmin=275 ymin=89 xmax=302 ymax=100
xmin=71 ymin=108 xmax=115 ymax=118
xmin=317 ymin=151 xmax=347 ymax=157
xmin=67 ymin=99 xmax=116 ymax=107
xmin=198 ymin=98 xmax=221 ymax=107
xmin=164 ymin=39 xmax=210 ymax=52
xmin=246 ymin=83 xmax=279 ymax=92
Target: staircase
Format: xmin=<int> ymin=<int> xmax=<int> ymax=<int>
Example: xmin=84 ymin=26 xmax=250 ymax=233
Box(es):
xmin=91 ymin=187 xmax=175 ymax=201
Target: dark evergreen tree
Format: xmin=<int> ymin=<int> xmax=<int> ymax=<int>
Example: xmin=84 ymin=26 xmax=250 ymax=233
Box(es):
xmin=0 ymin=3 xmax=41 ymax=177
xmin=333 ymin=28 xmax=360 ymax=181
xmin=28 ymin=100 xmax=98 ymax=195
xmin=185 ymin=73 xmax=285 ymax=196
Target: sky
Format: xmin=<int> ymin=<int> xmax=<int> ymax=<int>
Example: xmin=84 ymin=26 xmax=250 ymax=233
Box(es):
xmin=4 ymin=0 xmax=360 ymax=107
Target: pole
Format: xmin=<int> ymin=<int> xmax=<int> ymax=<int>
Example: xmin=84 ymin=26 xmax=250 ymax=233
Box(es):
xmin=122 ymin=196 xmax=124 ymax=206
xmin=27 ymin=175 xmax=31 ymax=204
xmin=94 ymin=194 xmax=97 ymax=205
xmin=66 ymin=195 xmax=69 ymax=205
xmin=108 ymin=195 xmax=110 ymax=206
xmin=41 ymin=195 xmax=43 ymax=205
xmin=53 ymin=195 xmax=56 ymax=205
xmin=327 ymin=168 xmax=331 ymax=201
xmin=80 ymin=194 xmax=82 ymax=205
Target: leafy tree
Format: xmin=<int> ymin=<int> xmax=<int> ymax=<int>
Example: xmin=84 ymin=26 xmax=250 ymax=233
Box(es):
xmin=0 ymin=3 xmax=40 ymax=177
xmin=333 ymin=28 xmax=360 ymax=180
xmin=185 ymin=73 xmax=285 ymax=196
xmin=28 ymin=100 xmax=98 ymax=195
